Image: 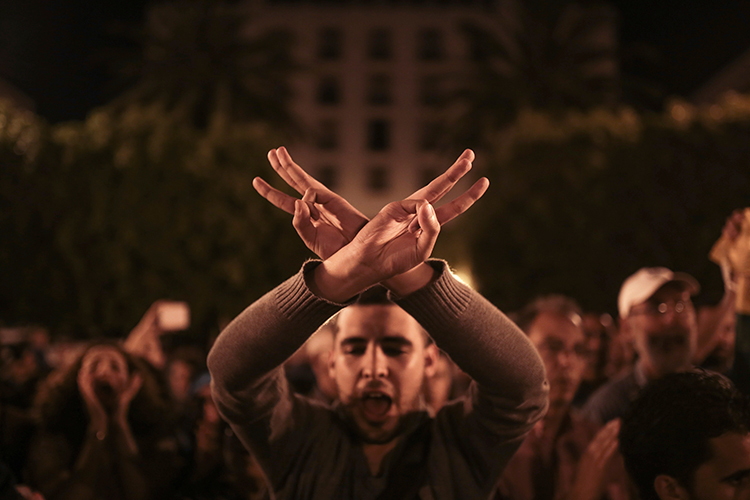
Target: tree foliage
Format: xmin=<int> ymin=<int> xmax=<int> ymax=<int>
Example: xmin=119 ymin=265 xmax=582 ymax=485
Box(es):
xmin=453 ymin=0 xmax=620 ymax=148
xmin=108 ymin=0 xmax=296 ymax=133
xmin=461 ymin=94 xmax=750 ymax=314
xmin=1 ymin=100 xmax=308 ymax=337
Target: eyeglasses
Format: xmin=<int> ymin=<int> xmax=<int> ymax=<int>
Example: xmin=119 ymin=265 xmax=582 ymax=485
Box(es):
xmin=537 ymin=339 xmax=589 ymax=358
xmin=631 ymin=300 xmax=691 ymax=317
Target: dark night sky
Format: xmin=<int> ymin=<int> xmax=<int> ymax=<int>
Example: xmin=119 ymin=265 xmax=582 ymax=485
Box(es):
xmin=1 ymin=0 xmax=750 ymax=122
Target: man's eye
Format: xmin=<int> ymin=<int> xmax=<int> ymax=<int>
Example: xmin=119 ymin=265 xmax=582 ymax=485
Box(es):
xmin=383 ymin=347 xmax=405 ymax=356
xmin=728 ymin=474 xmax=750 ymax=487
xmin=344 ymin=346 xmax=365 ymax=355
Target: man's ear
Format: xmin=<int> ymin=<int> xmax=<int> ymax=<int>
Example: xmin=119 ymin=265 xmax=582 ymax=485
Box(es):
xmin=653 ymin=474 xmax=690 ymax=500
xmin=423 ymin=343 xmax=439 ymax=378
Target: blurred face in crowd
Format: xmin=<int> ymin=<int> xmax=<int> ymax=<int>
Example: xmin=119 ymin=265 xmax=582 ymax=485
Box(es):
xmin=168 ymin=359 xmax=194 ymax=404
xmin=658 ymin=433 xmax=750 ymax=500
xmin=81 ymin=345 xmax=129 ymax=410
xmin=306 ymin=326 xmax=338 ymax=402
xmin=626 ymin=283 xmax=697 ymax=380
xmin=329 ymin=304 xmax=437 ymax=444
xmin=705 ymin=309 xmax=736 ymax=374
xmin=580 ymin=313 xmax=607 ymax=382
xmin=527 ymin=312 xmax=587 ymax=408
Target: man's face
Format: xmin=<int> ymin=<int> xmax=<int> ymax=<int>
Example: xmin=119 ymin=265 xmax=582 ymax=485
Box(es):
xmin=168 ymin=360 xmax=193 ymax=403
xmin=626 ymin=283 xmax=697 ymax=379
xmin=527 ymin=312 xmax=587 ymax=408
xmin=329 ymin=304 xmax=436 ymax=444
xmin=685 ymin=432 xmax=750 ymax=500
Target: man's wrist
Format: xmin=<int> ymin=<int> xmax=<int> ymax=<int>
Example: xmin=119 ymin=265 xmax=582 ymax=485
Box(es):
xmin=311 ymin=254 xmax=378 ymax=303
xmin=383 ymin=263 xmax=437 ymax=298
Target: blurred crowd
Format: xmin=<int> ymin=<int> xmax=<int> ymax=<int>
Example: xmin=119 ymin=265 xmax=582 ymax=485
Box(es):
xmin=1 ymin=207 xmax=748 ymax=500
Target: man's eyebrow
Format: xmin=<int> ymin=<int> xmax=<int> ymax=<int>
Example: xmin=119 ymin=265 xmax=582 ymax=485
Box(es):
xmin=721 ymin=468 xmax=750 ymax=483
xmin=381 ymin=337 xmax=413 ymax=346
xmin=340 ymin=337 xmax=367 ymax=346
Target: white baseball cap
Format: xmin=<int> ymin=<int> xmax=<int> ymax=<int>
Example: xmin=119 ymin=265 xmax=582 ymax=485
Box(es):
xmin=618 ymin=267 xmax=700 ymax=318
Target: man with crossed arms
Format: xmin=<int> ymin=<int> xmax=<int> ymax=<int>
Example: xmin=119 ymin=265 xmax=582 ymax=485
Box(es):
xmin=208 ymin=148 xmax=549 ymax=499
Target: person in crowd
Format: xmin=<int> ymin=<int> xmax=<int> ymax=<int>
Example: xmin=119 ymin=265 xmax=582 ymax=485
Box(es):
xmin=0 ymin=328 xmax=48 ymax=411
xmin=496 ymin=296 xmax=626 ymax=500
xmin=712 ymin=207 xmax=750 ymax=395
xmin=0 ymin=329 xmax=48 ymax=483
xmin=581 ymin=266 xmax=700 ymax=424
xmin=421 ymin=348 xmax=460 ymax=415
xmin=176 ymin=375 xmax=268 ymax=500
xmin=619 ymin=369 xmax=750 ymax=500
xmin=26 ymin=341 xmax=181 ymax=500
xmin=696 ymin=303 xmax=736 ymax=373
xmin=165 ymin=345 xmax=206 ymax=409
xmin=572 ymin=313 xmax=615 ymax=408
xmin=208 ymin=147 xmax=548 ymax=499
xmin=304 ymin=324 xmax=338 ymax=404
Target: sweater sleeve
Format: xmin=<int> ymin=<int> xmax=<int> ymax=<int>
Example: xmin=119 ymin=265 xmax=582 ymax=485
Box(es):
xmin=394 ymin=260 xmax=549 ymax=496
xmin=207 ymin=261 xmax=344 ymax=465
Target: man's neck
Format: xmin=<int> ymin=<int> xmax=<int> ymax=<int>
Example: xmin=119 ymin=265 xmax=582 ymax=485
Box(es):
xmin=363 ymin=439 xmax=400 ymax=476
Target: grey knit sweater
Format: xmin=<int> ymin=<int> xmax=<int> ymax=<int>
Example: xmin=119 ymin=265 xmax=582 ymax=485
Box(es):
xmin=208 ymin=260 xmax=548 ymax=500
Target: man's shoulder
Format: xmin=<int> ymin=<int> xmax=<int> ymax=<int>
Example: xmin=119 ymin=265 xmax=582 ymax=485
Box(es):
xmin=579 ymin=369 xmax=639 ymax=424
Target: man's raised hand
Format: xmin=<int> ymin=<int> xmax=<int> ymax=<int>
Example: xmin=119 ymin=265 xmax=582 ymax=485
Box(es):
xmin=312 ymin=198 xmax=441 ymax=303
xmin=253 ymin=147 xmax=367 ymax=259
xmin=253 ymin=147 xmax=489 ymax=259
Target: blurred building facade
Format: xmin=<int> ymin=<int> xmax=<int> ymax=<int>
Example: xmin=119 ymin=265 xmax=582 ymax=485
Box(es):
xmin=243 ymin=0 xmax=495 ymax=215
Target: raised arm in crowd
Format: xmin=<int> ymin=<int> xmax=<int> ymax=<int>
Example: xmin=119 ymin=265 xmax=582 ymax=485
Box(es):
xmin=208 ymin=147 xmax=549 ymax=499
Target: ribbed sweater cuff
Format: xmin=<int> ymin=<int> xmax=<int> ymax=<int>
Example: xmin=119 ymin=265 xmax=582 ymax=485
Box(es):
xmin=274 ymin=260 xmax=348 ymax=327
xmin=395 ymin=260 xmax=473 ymax=329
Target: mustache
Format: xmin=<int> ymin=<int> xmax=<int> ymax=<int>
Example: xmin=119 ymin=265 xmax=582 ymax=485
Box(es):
xmin=359 ymin=380 xmax=392 ymax=394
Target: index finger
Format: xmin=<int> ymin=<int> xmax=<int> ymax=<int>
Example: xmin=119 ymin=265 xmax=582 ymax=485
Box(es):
xmin=268 ymin=147 xmax=327 ymax=196
xmin=434 ymin=177 xmax=489 ymax=226
xmin=253 ymin=176 xmax=297 ymax=215
xmin=409 ymin=149 xmax=475 ymax=204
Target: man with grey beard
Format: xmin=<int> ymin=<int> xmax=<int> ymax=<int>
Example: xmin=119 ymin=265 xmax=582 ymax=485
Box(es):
xmin=581 ymin=267 xmax=700 ymax=425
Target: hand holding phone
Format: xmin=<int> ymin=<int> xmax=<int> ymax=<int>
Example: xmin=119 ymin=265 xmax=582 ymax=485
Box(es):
xmin=157 ymin=301 xmax=191 ymax=331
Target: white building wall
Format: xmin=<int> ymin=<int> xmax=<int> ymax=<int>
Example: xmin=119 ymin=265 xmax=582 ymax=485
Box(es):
xmin=244 ymin=1 xmax=491 ymax=216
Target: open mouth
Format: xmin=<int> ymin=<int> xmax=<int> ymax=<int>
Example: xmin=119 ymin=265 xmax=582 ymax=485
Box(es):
xmin=361 ymin=392 xmax=393 ymax=420
xmin=93 ymin=380 xmax=118 ymax=411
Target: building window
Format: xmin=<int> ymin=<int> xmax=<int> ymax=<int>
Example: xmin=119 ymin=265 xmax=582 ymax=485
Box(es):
xmin=468 ymin=35 xmax=490 ymax=61
xmin=418 ymin=28 xmax=444 ymax=61
xmin=367 ymin=74 xmax=392 ymax=105
xmin=420 ymin=75 xmax=444 ymax=106
xmin=367 ymin=166 xmax=389 ymax=192
xmin=419 ymin=121 xmax=441 ymax=150
xmin=317 ymin=165 xmax=338 ymax=189
xmin=367 ymin=119 xmax=390 ymax=151
xmin=316 ymin=119 xmax=339 ymax=150
xmin=317 ymin=76 xmax=340 ymax=105
xmin=318 ymin=28 xmax=342 ymax=60
xmin=367 ymin=29 xmax=392 ymax=60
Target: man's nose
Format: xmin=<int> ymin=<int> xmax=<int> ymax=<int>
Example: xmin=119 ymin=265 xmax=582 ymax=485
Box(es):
xmin=362 ymin=347 xmax=388 ymax=379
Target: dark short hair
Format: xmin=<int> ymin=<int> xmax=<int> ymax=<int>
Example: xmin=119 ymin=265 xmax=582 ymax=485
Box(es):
xmin=619 ymin=370 xmax=750 ymax=500
xmin=515 ymin=294 xmax=582 ymax=334
xmin=327 ymin=286 xmax=432 ymax=346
